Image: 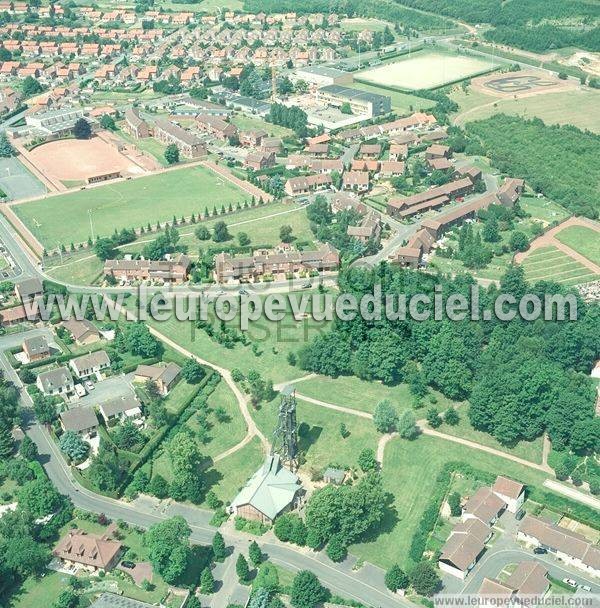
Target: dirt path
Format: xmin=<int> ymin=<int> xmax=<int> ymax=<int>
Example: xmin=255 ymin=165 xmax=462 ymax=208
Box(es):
xmin=274 ymin=374 xmax=317 ymax=391
xmin=295 ymin=392 xmax=551 ymax=473
xmin=116 ymin=299 xmax=269 ymax=463
xmin=543 ymin=479 xmax=600 ymax=511
xmin=514 ymin=216 xmax=600 ymax=274
xmin=542 ymin=434 xmax=551 ymax=469
xmin=376 ymin=432 xmax=397 ymax=464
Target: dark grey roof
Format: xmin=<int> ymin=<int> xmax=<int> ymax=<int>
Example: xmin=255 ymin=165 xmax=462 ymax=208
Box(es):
xmin=16 ymin=277 xmax=43 ymax=299
xmin=37 ymin=366 xmax=73 ymax=392
xmin=319 ymin=84 xmax=390 ymax=106
xmin=60 ymin=405 xmax=99 ymax=432
xmin=23 ymin=335 xmax=49 ymax=355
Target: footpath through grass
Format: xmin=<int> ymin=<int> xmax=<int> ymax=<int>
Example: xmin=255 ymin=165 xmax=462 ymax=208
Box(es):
xmin=351 ymin=434 xmax=549 ymax=570
xmin=14 ymin=164 xmax=249 ymax=248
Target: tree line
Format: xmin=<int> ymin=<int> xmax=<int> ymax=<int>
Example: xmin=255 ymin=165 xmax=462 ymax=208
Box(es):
xmin=465 ymin=114 xmax=600 ymax=219
xmin=296 ymin=264 xmax=600 ymax=454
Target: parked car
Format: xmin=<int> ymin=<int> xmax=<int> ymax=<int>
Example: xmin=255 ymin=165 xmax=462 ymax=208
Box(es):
xmin=533 ymin=547 xmax=547 ymax=554
xmin=302 ymin=282 xmax=312 ymax=289
xmin=579 ymin=585 xmax=591 ymax=592
xmin=239 ymin=288 xmax=249 ymax=295
xmin=85 ymin=380 xmax=94 ymax=391
xmin=563 ymin=578 xmax=577 ymax=588
xmin=121 ymin=561 xmax=135 ymax=569
xmin=515 ymin=509 xmax=525 ymax=521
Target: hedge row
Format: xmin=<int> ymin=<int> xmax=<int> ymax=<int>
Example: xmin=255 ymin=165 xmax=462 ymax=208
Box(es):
xmin=528 ymin=487 xmax=600 ymax=531
xmin=118 ymin=369 xmax=216 ymax=494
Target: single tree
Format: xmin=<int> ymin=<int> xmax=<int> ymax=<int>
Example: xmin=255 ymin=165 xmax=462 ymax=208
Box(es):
xmin=290 ymin=570 xmax=328 ymax=608
xmin=200 ymin=567 xmax=215 ymax=594
xmin=279 ymin=224 xmax=293 ymax=243
xmin=236 ymin=553 xmax=250 ymax=583
xmin=164 ymin=143 xmax=180 ymax=165
xmin=426 ymin=407 xmax=442 ymax=429
xmin=249 ymin=540 xmax=262 ymax=566
xmin=444 ymin=407 xmax=459 ymax=426
xmin=212 ymin=531 xmax=226 ymax=561
xmin=385 ymin=564 xmax=409 ymax=593
xmin=357 ymin=447 xmax=377 ymax=472
xmin=0 ymin=133 xmax=15 ymax=158
xmin=397 ymin=409 xmax=419 ymax=440
xmin=212 ymin=221 xmax=231 ymax=242
xmin=410 ymin=561 xmax=441 ymax=597
xmin=448 ymin=491 xmax=462 ymax=517
xmin=373 ymin=399 xmax=398 ymax=433
xmin=100 ymin=114 xmax=116 ymax=130
xmin=326 ymin=533 xmax=347 ymax=562
xmin=73 ymin=118 xmax=92 ymax=139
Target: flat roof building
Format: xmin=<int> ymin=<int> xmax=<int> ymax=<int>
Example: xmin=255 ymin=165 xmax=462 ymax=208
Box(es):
xmin=317 ymin=84 xmax=391 ymax=118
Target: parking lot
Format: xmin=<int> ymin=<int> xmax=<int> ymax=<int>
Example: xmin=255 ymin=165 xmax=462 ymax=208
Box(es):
xmin=71 ymin=372 xmax=137 ymax=409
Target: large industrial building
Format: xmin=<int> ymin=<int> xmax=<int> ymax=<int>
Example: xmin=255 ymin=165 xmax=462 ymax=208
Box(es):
xmin=293 ymin=65 xmax=354 ymax=87
xmin=317 ymin=84 xmax=391 ymax=118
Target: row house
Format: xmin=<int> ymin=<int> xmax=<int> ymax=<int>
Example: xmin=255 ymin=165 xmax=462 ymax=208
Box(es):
xmin=104 ymin=253 xmax=191 ymax=284
xmin=284 ymin=173 xmax=332 ymax=197
xmin=196 ymin=114 xmax=238 ymax=140
xmin=245 ymin=151 xmax=276 ymax=171
xmin=214 ymin=243 xmax=340 ymax=283
xmin=154 ymin=119 xmax=206 ymax=159
xmin=342 ymin=170 xmax=370 ymax=193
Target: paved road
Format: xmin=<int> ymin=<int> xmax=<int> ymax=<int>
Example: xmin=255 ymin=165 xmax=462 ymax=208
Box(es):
xmin=23 ymin=415 xmax=408 ymax=608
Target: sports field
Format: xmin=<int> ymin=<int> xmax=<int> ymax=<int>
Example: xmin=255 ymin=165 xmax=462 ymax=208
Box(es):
xmin=0 ymin=157 xmax=46 ymax=201
xmin=13 ymin=164 xmax=248 ymax=248
xmin=356 ymin=52 xmax=496 ymax=90
xmin=555 ymin=225 xmax=600 ymax=266
xmin=520 ymin=246 xmax=599 ymax=286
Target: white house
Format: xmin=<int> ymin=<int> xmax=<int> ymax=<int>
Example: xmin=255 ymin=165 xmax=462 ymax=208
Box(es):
xmin=492 ymin=476 xmax=525 ymax=514
xmin=69 ymin=351 xmax=111 ymax=379
xmin=37 ymin=366 xmax=75 ymax=397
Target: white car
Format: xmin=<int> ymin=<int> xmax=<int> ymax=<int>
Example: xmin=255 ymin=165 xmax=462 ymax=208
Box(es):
xmin=578 ymin=584 xmax=592 ymax=592
xmin=563 ymin=578 xmax=577 ymax=588
xmin=85 ymin=380 xmax=94 ymax=391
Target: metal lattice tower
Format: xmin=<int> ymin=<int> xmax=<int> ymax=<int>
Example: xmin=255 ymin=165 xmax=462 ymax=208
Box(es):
xmin=271 ymin=385 xmax=298 ymax=469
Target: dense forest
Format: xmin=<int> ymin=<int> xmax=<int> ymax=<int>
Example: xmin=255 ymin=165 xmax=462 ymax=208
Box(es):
xmin=243 ymin=0 xmax=452 ymax=32
xmin=297 ymin=264 xmax=600 ymax=454
xmin=465 ymin=114 xmax=600 ymax=219
xmin=394 ymin=0 xmax=600 ymax=51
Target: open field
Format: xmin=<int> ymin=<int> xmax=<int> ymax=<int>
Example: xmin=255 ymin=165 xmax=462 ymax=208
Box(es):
xmin=296 ymin=374 xmax=461 ymax=415
xmin=13 ymin=164 xmax=248 ymax=248
xmin=27 ymin=136 xmax=145 ymax=184
xmin=351 ymin=82 xmax=436 ymax=113
xmin=520 ymin=246 xmax=599 ymax=286
xmin=453 ymin=88 xmax=600 ymax=133
xmin=351 ymin=435 xmax=548 ymax=569
xmin=555 ymin=225 xmax=600 ymax=266
xmin=230 ymin=114 xmax=293 ymax=138
xmin=356 ymin=52 xmax=496 ymax=90
xmin=145 ymin=294 xmax=332 ymax=384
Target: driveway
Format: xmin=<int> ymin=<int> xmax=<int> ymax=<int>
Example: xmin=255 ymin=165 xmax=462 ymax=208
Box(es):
xmin=73 ymin=373 xmax=136 ymax=409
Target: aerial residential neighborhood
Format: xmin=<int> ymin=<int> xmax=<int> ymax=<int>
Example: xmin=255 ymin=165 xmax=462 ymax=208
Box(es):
xmin=0 ymin=0 xmax=598 ymax=607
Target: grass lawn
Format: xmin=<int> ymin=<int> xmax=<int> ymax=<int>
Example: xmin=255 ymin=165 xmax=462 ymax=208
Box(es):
xmin=251 ymin=396 xmax=380 ymax=471
xmin=202 ymin=436 xmax=265 ymax=506
xmin=519 ymin=195 xmax=570 ymax=225
xmin=450 ymin=87 xmax=496 ymax=118
xmin=555 ymin=225 xmax=600 ymax=266
xmin=122 ymin=202 xmax=312 ymax=257
xmin=352 ymin=81 xmax=436 ymax=113
xmin=351 ymin=434 xmax=549 ymax=570
xmin=520 ymin=246 xmax=599 ymax=286
xmin=295 ymin=374 xmax=461 ymax=415
xmin=187 ymin=378 xmax=247 ymax=460
xmin=439 ymin=405 xmax=544 ymax=464
xmin=147 ymin=296 xmax=331 ymax=384
xmin=452 ymin=88 xmax=600 ymax=134
xmin=340 ymin=17 xmax=393 ymax=32
xmin=44 ymin=253 xmax=104 ymax=285
xmin=163 ymin=379 xmax=199 ymax=414
xmin=230 ymin=114 xmax=293 ymax=139
xmin=14 ymin=164 xmax=249 ymax=248
xmin=117 ymin=125 xmax=169 ymax=167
